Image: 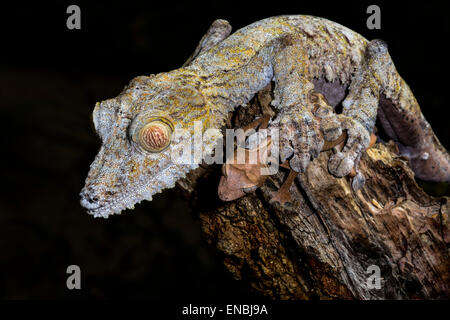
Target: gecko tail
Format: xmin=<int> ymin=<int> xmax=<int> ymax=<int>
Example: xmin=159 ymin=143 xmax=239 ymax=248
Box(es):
xmin=377 ymin=85 xmax=450 ymax=183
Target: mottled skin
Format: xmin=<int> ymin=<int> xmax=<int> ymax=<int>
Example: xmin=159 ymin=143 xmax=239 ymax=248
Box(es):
xmin=81 ymin=15 xmax=450 ymax=218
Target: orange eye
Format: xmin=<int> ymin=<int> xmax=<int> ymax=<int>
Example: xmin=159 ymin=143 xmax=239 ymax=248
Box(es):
xmin=138 ymin=120 xmax=173 ymax=152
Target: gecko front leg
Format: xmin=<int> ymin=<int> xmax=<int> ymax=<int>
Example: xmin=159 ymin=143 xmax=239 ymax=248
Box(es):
xmin=271 ymin=42 xmax=324 ymax=173
xmin=328 ymin=40 xmax=386 ymax=188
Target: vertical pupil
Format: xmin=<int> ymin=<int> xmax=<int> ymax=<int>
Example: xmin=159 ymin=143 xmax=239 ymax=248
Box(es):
xmin=147 ymin=127 xmax=163 ymax=147
xmin=141 ymin=122 xmax=170 ymax=151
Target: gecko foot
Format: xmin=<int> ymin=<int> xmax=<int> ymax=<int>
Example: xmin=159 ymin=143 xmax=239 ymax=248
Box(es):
xmin=270 ymin=189 xmax=293 ymax=206
xmin=278 ymin=109 xmax=323 ymax=173
xmin=328 ymin=116 xmax=371 ymax=177
xmin=331 ymin=130 xmax=376 ymax=191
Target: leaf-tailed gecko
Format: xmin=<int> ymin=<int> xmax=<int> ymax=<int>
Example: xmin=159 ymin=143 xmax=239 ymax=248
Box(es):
xmin=80 ymin=15 xmax=450 ymax=218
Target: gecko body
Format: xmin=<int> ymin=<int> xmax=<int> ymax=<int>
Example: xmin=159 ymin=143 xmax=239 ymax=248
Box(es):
xmin=81 ymin=15 xmax=450 ymax=218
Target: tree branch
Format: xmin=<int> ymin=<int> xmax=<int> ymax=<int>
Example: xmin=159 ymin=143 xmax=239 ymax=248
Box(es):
xmin=176 ymin=85 xmax=449 ymax=300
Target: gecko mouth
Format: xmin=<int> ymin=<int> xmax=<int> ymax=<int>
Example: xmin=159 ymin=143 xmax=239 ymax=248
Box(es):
xmin=79 ymin=195 xmax=102 ymax=210
xmin=80 ymin=182 xmax=159 ymax=218
xmin=80 ymin=188 xmax=143 ymax=218
xmin=80 ymin=179 xmax=160 ymax=218
xmin=80 ymin=162 xmax=198 ymax=218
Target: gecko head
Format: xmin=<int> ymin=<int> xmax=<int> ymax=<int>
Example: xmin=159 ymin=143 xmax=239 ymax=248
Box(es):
xmin=80 ymin=71 xmax=223 ymax=218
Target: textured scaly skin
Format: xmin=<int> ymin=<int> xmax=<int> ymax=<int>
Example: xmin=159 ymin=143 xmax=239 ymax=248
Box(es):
xmin=80 ymin=15 xmax=450 ymax=218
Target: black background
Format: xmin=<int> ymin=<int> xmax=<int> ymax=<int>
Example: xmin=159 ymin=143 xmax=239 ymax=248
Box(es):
xmin=0 ymin=0 xmax=448 ymax=300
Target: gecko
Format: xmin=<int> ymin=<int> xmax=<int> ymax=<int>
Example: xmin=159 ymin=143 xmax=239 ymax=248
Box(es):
xmin=80 ymin=15 xmax=450 ymax=218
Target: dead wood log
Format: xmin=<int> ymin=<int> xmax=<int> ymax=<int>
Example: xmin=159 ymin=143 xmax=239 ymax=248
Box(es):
xmin=176 ymin=85 xmax=449 ymax=300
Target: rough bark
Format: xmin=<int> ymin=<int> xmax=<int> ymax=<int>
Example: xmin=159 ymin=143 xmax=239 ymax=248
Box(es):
xmin=176 ymin=86 xmax=449 ymax=300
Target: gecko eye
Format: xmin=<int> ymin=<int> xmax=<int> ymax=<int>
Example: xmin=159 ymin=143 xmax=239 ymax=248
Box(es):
xmin=138 ymin=118 xmax=174 ymax=153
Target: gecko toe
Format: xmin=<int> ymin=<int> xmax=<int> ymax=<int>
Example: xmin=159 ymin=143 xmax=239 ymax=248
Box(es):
xmin=322 ymin=120 xmax=343 ymax=142
xmin=328 ymin=152 xmax=354 ymax=177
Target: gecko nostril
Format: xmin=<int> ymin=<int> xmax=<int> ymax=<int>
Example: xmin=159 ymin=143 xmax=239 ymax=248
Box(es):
xmin=80 ymin=190 xmax=102 ymax=210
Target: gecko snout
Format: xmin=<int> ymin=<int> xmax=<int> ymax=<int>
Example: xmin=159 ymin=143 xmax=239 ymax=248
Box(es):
xmin=79 ymin=188 xmax=102 ymax=210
